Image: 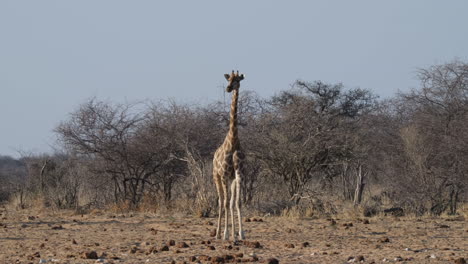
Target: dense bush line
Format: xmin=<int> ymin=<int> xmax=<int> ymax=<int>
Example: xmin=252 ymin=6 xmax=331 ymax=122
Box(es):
xmin=1 ymin=61 xmax=467 ymax=216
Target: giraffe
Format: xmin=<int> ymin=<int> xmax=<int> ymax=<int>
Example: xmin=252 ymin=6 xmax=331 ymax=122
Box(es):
xmin=213 ymin=70 xmax=246 ymax=241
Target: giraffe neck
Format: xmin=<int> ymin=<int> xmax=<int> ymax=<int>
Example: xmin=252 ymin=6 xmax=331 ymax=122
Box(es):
xmin=226 ymin=88 xmax=239 ymax=147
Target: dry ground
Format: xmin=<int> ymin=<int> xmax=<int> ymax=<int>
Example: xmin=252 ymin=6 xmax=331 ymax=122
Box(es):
xmin=0 ymin=207 xmax=466 ymax=264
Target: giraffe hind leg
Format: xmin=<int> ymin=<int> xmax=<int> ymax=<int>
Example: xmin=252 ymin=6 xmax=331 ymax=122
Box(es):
xmin=214 ymin=173 xmax=224 ymax=240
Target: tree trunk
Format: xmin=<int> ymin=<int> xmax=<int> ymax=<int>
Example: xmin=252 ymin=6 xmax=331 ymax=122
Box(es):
xmin=354 ymin=164 xmax=365 ymax=205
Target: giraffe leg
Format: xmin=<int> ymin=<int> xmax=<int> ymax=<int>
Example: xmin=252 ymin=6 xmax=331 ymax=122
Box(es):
xmin=214 ymin=176 xmax=224 ymax=240
xmin=230 ymin=180 xmax=236 ymax=241
xmin=235 ymin=170 xmax=245 ymax=240
xmin=222 ymin=182 xmax=229 ymax=240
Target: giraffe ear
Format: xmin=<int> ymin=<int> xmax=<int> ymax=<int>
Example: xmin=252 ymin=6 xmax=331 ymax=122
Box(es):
xmin=239 ymin=74 xmax=245 ymax=80
xmin=224 ymin=74 xmax=230 ymax=81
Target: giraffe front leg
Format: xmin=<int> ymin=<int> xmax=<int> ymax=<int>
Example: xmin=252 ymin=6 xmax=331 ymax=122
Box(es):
xmin=235 ymin=171 xmax=245 ymax=240
xmin=223 ymin=183 xmax=229 ymax=240
xmin=230 ymin=181 xmax=237 ymax=241
xmin=216 ymin=196 xmax=223 ymax=240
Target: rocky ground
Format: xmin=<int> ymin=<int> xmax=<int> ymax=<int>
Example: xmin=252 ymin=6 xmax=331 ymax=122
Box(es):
xmin=0 ymin=208 xmax=466 ymax=264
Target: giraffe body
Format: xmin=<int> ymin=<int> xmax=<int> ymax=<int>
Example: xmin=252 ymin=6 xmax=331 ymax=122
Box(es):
xmin=213 ymin=71 xmax=245 ymax=241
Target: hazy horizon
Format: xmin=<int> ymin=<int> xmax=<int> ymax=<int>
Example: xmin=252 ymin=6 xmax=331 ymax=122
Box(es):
xmin=1 ymin=1 xmax=468 ymax=158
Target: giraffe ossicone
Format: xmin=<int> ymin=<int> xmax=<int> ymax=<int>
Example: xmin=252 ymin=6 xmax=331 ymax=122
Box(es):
xmin=213 ymin=70 xmax=245 ymax=241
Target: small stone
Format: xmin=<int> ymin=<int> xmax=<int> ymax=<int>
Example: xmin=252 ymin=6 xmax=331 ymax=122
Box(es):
xmin=198 ymin=255 xmax=211 ymax=261
xmin=378 ymin=237 xmax=390 ymax=243
xmin=363 ymin=219 xmax=370 ymax=224
xmin=356 ymin=255 xmax=364 ymax=261
xmin=160 ymin=245 xmax=169 ymax=251
xmin=243 ymin=241 xmax=261 ymax=248
xmin=207 ymin=245 xmax=216 ymax=250
xmin=394 ymin=256 xmax=403 ymax=262
xmin=264 ymin=257 xmax=279 ymax=264
xmin=39 ymin=259 xmax=47 ymax=264
xmin=82 ymin=251 xmax=98 ymax=259
xmin=454 ymin=258 xmax=466 ymax=264
xmin=285 ymin=243 xmax=294 ymax=248
xmin=301 ymin=242 xmax=310 ymax=247
xmin=72 ymin=239 xmax=77 ymax=244
xmin=210 ymin=229 xmax=217 ymax=237
xmin=147 ymin=246 xmax=158 ymax=254
xmin=169 ymin=240 xmax=176 ymax=246
xmin=176 ymin=242 xmax=189 ymax=248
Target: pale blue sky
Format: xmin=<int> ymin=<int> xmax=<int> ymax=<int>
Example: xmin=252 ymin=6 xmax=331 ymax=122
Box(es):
xmin=1 ymin=1 xmax=468 ymax=157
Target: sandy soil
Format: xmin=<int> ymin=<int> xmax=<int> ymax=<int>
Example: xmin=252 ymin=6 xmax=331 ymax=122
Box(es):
xmin=0 ymin=208 xmax=466 ymax=264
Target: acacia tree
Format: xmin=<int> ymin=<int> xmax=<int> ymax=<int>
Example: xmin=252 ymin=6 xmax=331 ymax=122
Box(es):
xmin=256 ymin=81 xmax=377 ymax=203
xmin=398 ymin=60 xmax=468 ymax=214
xmin=55 ymin=99 xmax=176 ymax=208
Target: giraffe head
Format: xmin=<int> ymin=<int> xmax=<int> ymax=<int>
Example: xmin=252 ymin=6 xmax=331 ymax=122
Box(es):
xmin=224 ymin=70 xmax=245 ymax=92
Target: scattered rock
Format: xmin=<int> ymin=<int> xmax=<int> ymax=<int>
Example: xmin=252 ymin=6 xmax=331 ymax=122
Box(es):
xmin=223 ymin=245 xmax=233 ymax=250
xmin=243 ymin=241 xmax=261 ymax=248
xmin=201 ymin=240 xmax=211 ymax=245
xmin=329 ymin=219 xmax=337 ymax=226
xmin=394 ymin=256 xmax=403 ymax=262
xmin=454 ymin=258 xmax=466 ymax=264
xmin=51 ymin=225 xmax=64 ymax=230
xmin=438 ymin=224 xmax=450 ymax=228
xmin=160 ymin=245 xmax=169 ymax=251
xmin=28 ymin=216 xmax=36 ymax=220
xmin=206 ymin=221 xmax=214 ymax=226
xmin=235 ymin=253 xmax=244 ymax=258
xmin=168 ymin=240 xmax=176 ymax=246
xmin=149 ymin=227 xmax=157 ymax=235
xmin=301 ymin=242 xmax=310 ymax=248
xmin=21 ymin=224 xmax=28 ymax=228
xmin=264 ymin=258 xmax=279 ymax=264
xmin=211 ymin=256 xmax=224 ymax=263
xmin=39 ymin=243 xmax=45 ymax=249
xmin=363 ymin=219 xmax=370 ymax=224
xmin=146 ymin=246 xmax=158 ymax=254
xmin=188 ymin=256 xmax=197 ymax=262
xmin=198 ymin=255 xmax=211 ymax=261
xmin=210 ymin=229 xmax=217 ymax=237
xmin=245 ymin=218 xmax=251 ymax=222
xmin=130 ymin=246 xmax=139 ymax=254
xmin=356 ymin=255 xmax=365 ymax=261
xmin=207 ymin=245 xmax=216 ymax=250
xmin=72 ymin=239 xmax=77 ymax=245
xmin=82 ymin=251 xmax=99 ymax=259
xmin=176 ymin=242 xmax=189 ymax=248
xmin=285 ymin=243 xmax=294 ymax=248
xmin=378 ymin=237 xmax=390 ymax=243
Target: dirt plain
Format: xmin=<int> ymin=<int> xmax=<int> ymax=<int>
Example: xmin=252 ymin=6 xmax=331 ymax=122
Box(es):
xmin=0 ymin=207 xmax=466 ymax=264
